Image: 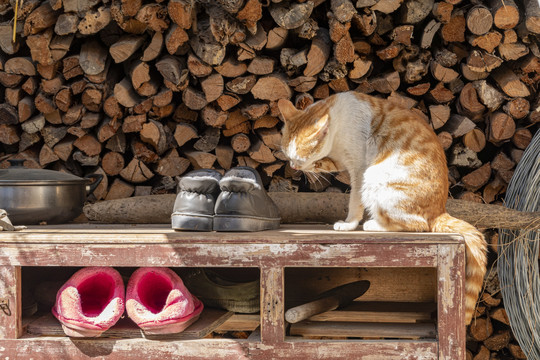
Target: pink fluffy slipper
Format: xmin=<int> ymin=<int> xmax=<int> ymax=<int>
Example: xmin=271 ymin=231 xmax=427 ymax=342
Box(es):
xmin=126 ymin=267 xmax=203 ymax=335
xmin=52 ymin=267 xmax=125 ymax=337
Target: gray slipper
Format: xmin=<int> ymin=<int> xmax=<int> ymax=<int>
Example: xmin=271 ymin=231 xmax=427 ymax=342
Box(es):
xmin=171 ymin=169 xmax=222 ymax=231
xmin=214 ymin=167 xmax=280 ymax=232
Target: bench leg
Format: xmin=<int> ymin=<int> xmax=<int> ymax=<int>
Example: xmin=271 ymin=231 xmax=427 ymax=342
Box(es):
xmin=0 ymin=266 xmax=22 ymax=339
xmin=260 ymin=266 xmax=284 ymax=344
xmin=437 ymin=244 xmax=466 ymax=360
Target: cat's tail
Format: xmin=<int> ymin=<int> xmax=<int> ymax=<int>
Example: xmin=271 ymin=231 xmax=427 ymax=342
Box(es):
xmin=430 ymin=213 xmax=487 ymax=324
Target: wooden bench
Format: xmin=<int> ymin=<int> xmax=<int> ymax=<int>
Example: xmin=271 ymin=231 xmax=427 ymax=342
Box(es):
xmin=0 ymin=224 xmax=465 ymax=359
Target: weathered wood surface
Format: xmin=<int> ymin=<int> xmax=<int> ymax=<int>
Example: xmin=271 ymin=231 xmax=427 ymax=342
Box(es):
xmin=82 ymin=193 xmax=540 ymax=230
xmin=0 ymin=266 xmax=21 ymax=339
xmin=0 ymin=338 xmax=438 ymax=359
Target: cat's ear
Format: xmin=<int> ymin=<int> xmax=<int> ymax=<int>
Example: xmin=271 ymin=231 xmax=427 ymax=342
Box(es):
xmin=311 ymin=114 xmax=329 ymax=139
xmin=277 ymin=99 xmax=301 ymax=121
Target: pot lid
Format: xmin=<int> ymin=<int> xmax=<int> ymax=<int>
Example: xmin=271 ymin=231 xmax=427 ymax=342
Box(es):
xmin=0 ymin=159 xmax=88 ymax=185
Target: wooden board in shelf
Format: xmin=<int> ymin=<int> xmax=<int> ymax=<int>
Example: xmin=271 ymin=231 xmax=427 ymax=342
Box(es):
xmin=215 ymin=313 xmax=260 ymax=332
xmin=307 ymin=301 xmax=436 ymax=323
xmin=26 ymin=308 xmax=233 ymax=340
xmin=289 ymin=321 xmax=437 ymax=339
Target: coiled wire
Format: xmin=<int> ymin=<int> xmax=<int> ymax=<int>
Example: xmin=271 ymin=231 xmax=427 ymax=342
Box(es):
xmin=498 ymin=130 xmax=540 ymax=359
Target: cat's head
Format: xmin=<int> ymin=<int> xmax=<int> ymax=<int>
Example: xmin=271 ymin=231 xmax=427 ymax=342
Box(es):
xmin=277 ymin=98 xmax=331 ymax=171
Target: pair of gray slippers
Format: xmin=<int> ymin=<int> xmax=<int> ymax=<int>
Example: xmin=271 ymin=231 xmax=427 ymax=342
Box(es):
xmin=172 ymin=167 xmax=280 ymax=232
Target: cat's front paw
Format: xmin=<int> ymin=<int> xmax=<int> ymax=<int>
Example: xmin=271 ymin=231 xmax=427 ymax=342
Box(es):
xmin=333 ymin=220 xmax=359 ymax=231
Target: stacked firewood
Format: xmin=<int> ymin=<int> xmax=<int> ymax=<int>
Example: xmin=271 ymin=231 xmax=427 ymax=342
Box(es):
xmin=466 ymin=246 xmax=528 ymax=360
xmin=0 ymin=0 xmax=538 ymax=202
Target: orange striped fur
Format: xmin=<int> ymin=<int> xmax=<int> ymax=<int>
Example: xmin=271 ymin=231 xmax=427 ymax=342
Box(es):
xmin=278 ymin=92 xmax=487 ymax=324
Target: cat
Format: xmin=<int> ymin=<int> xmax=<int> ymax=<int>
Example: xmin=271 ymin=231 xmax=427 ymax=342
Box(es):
xmin=278 ymin=91 xmax=487 ymax=324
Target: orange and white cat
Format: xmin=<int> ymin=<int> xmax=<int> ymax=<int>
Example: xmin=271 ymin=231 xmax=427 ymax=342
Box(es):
xmin=278 ymin=91 xmax=487 ymax=324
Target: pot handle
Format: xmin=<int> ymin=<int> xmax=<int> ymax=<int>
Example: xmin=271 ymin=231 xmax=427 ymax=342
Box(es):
xmin=85 ymin=174 xmax=104 ymax=195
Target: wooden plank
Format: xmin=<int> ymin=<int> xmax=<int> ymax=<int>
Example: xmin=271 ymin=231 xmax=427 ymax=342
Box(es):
xmin=27 ymin=309 xmax=233 ymax=340
xmin=289 ymin=321 xmax=437 ymax=339
xmin=437 ymin=244 xmax=466 ymax=360
xmin=307 ymin=301 xmax=436 ymax=323
xmin=0 ymin=337 xmax=438 ymax=359
xmin=261 ymin=267 xmax=284 ymax=343
xmin=0 ymin=224 xmax=464 ymax=245
xmin=0 ymin=243 xmax=439 ymax=268
xmin=215 ymin=314 xmax=260 ymax=332
xmin=0 ymin=266 xmax=22 ymax=339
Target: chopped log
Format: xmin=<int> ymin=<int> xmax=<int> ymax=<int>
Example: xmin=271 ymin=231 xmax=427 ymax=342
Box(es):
xmin=466 ymin=5 xmax=493 ymax=35
xmin=463 ymin=128 xmax=486 ymax=152
xmin=504 ymin=98 xmax=530 ymax=119
xmin=4 ymin=57 xmax=36 ymax=76
xmin=429 ymin=104 xmax=450 ymax=129
xmin=498 ymin=42 xmax=529 ymax=61
xmin=200 ymin=73 xmax=224 ymax=103
xmin=441 ymin=12 xmax=466 ymax=42
xmin=24 ymin=3 xmax=58 ymax=37
xmin=194 ymin=128 xmax=220 ymax=152
xmin=399 ymin=0 xmax=432 ymax=23
xmin=467 ymin=50 xmax=502 ymax=73
xmin=201 ymin=104 xmax=228 ymax=128
xmin=73 ymin=134 xmax=101 ymax=156
xmin=247 ymin=57 xmax=276 ymax=75
xmin=468 ymin=31 xmax=502 ymax=53
xmin=508 ymin=343 xmax=528 ymax=359
xmin=443 ymin=114 xmax=476 ymax=137
xmin=155 ymin=148 xmax=190 ymax=177
xmin=525 ymin=0 xmax=540 ymax=33
xmin=248 ymin=139 xmax=276 ymax=163
xmin=21 ymin=114 xmax=45 ymax=134
xmin=370 ymin=71 xmax=400 ymax=94
xmin=269 ymin=1 xmax=314 ymax=30
xmin=141 ymin=32 xmax=164 ymax=62
xmin=469 ymin=317 xmax=493 ymax=341
xmin=462 ymin=163 xmax=491 ymax=191
xmin=304 ymin=29 xmax=331 ymax=77
xmin=258 ymin=127 xmax=282 ymax=150
xmin=437 ymin=131 xmax=453 ymax=150
xmin=97 ymin=118 xmax=121 ymax=143
xmin=78 ymin=6 xmax=111 ymax=35
xmin=131 ymin=140 xmax=158 ymax=163
xmin=429 ymin=82 xmax=455 ymax=103
xmin=472 ymin=80 xmax=504 ymax=112
xmin=17 ymin=96 xmax=35 ymax=123
xmin=173 ymin=123 xmax=198 ymax=147
xmin=490 ymin=0 xmax=520 ymax=30
xmin=80 ymin=112 xmax=101 ymax=129
xmin=430 ymin=61 xmax=459 ymax=83
xmin=52 ymin=139 xmax=73 ymax=162
xmin=109 ymin=35 xmax=145 ymax=63
xmin=231 ymin=133 xmax=251 ymax=153
xmin=182 ymin=87 xmax=208 ymax=111
xmin=0 ymin=104 xmax=19 ymax=125
xmin=484 ymin=331 xmax=511 ymax=351
xmin=251 ymin=74 xmax=292 ymax=101
xmin=226 ymin=75 xmax=257 ymax=94
xmin=512 ymin=128 xmax=533 ymax=149
xmin=421 ymin=19 xmax=441 ymax=48
xmin=105 ymin=179 xmax=135 ymax=201
xmin=39 ymin=144 xmax=59 ymax=166
xmin=165 ymin=24 xmax=189 ymax=55
xmin=432 ymin=2 xmax=453 ymax=23
xmin=120 ymin=158 xmax=154 ymax=183
xmin=184 ymin=150 xmax=217 ymax=169
xmin=140 ymin=120 xmax=169 ymax=155
xmin=216 ymin=144 xmax=234 ymax=170
xmin=457 ymin=83 xmax=485 ymax=121
xmin=168 ymin=0 xmax=193 ymax=29
xmin=114 ymin=78 xmax=142 ymax=108
xmin=489 ymin=112 xmax=516 ymax=143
